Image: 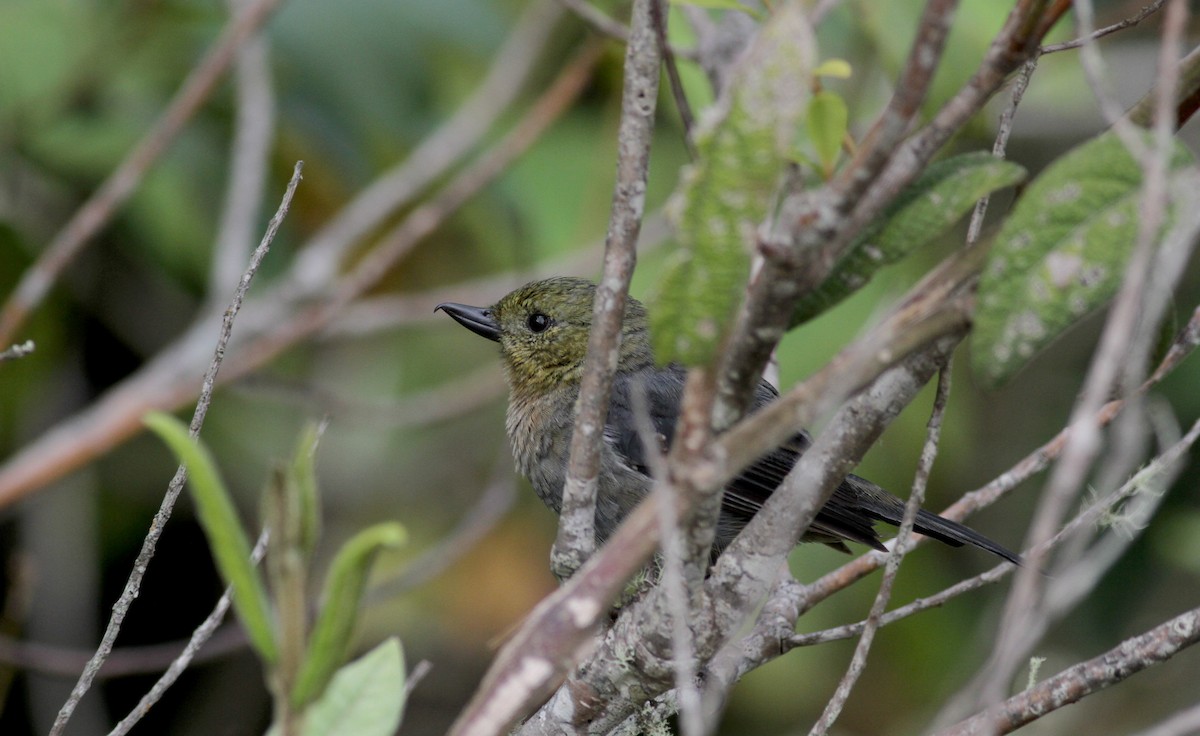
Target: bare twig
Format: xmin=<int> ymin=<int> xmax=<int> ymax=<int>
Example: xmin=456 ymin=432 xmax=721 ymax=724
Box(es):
xmin=230 ymin=365 xmax=507 ymax=430
xmin=0 ymin=626 xmax=247 ymax=679
xmin=630 ymin=383 xmax=702 ymax=736
xmin=107 ymin=531 xmax=270 ymax=736
xmin=966 ymin=54 xmax=1038 ymax=245
xmin=367 ymin=451 xmax=516 ymax=601
xmin=48 ymin=162 xmax=302 ymax=736
xmin=799 ymin=302 xmax=1200 ymax=612
xmin=557 ymin=0 xmax=630 ymax=43
xmin=651 ymin=0 xmax=696 ymax=158
xmin=1040 ymin=0 xmax=1167 ymax=53
xmin=552 ymin=0 xmax=663 ymax=579
xmin=289 ymin=0 xmax=565 ymax=291
xmin=209 ymin=0 xmax=276 ymax=297
xmin=968 ymin=0 xmax=1193 ymax=713
xmin=0 ymin=42 xmax=601 ymax=510
xmin=936 ymin=604 xmax=1200 ymax=736
xmin=0 ymin=0 xmax=286 ymax=347
xmin=809 ymin=362 xmax=953 ymax=736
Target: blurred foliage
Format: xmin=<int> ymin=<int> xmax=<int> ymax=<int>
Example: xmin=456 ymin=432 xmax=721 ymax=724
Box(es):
xmin=0 ymin=1 xmax=1198 ymax=735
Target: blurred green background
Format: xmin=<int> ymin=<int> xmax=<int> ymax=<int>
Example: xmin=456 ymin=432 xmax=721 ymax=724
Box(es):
xmin=1 ymin=0 xmax=1199 ymax=734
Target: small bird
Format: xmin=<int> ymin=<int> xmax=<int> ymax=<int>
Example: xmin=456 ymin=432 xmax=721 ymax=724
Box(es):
xmin=437 ymin=277 xmax=1019 ymax=564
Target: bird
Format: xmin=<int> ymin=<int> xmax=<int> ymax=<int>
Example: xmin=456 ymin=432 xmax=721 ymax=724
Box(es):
xmin=436 ymin=276 xmax=1020 ymax=565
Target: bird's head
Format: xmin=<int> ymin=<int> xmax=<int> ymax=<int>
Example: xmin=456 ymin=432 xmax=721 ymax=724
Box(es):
xmin=436 ymin=277 xmax=653 ymax=396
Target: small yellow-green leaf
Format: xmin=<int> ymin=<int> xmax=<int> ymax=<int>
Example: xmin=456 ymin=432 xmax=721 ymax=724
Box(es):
xmin=813 ymin=58 xmax=852 ymax=78
xmin=791 ymin=152 xmax=1027 ymax=325
xmin=143 ymin=412 xmax=278 ymax=664
xmin=807 ymin=90 xmax=848 ymax=174
xmin=649 ymin=3 xmax=816 ymax=365
xmin=973 ymin=130 xmax=1197 ymax=387
xmin=292 ymin=523 xmax=407 ymax=707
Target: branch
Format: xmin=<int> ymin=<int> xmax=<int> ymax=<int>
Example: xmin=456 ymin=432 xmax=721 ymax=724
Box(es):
xmin=289 ymin=0 xmax=565 ymax=291
xmin=1040 ymin=0 xmax=1167 ymax=54
xmin=553 ymin=0 xmax=663 ymax=578
xmin=0 ymin=0 xmax=286 ymax=347
xmin=48 ymin=162 xmax=303 ymax=736
xmin=107 ymin=531 xmax=270 ymax=736
xmin=936 ymin=605 xmax=1200 ymax=736
xmin=0 ymin=42 xmax=601 ymax=510
xmin=809 ymin=362 xmax=953 ymax=736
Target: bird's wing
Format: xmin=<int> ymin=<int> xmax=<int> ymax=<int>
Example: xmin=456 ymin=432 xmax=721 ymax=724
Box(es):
xmin=606 ymin=368 xmax=886 ymax=552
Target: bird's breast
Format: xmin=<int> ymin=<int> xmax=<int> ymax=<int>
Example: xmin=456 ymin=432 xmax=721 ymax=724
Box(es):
xmin=505 ymin=390 xmax=575 ymax=512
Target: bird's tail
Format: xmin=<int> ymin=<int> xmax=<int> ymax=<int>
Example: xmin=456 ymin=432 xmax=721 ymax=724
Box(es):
xmin=844 ymin=474 xmax=1022 ymax=565
xmin=910 ymin=508 xmax=1022 ymax=565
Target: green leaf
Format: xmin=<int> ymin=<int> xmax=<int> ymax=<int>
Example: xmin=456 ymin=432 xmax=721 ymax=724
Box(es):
xmin=808 ymin=90 xmax=848 ymax=174
xmin=292 ymin=523 xmax=407 ymax=707
xmin=973 ymin=131 xmax=1197 ymax=387
xmin=649 ymin=3 xmax=815 ymax=365
xmin=813 ymin=58 xmax=852 ymax=79
xmin=290 ymin=422 xmax=324 ymax=559
xmin=143 ymin=412 xmax=278 ymax=664
xmin=266 ymin=638 xmax=407 ymax=736
xmin=791 ymin=152 xmax=1027 ymax=325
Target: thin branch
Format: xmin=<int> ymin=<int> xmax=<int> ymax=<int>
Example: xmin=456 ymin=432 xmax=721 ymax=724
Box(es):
xmin=0 ymin=42 xmax=601 ymax=510
xmin=799 ymin=301 xmax=1200 ymax=616
xmin=289 ymin=0 xmax=565 ymax=291
xmin=557 ymin=0 xmax=631 ymax=43
xmin=969 ymin=0 xmax=1193 ymax=712
xmin=966 ymin=54 xmax=1038 ymax=245
xmin=936 ymin=604 xmax=1200 ymax=736
xmin=229 ymin=365 xmax=507 ymax=431
xmin=552 ymin=0 xmax=663 ymax=579
xmin=630 ymin=382 xmax=702 ymax=736
xmin=107 ymin=531 xmax=270 ymax=736
xmin=651 ymin=0 xmax=697 ymax=158
xmin=367 ymin=451 xmax=516 ymax=601
xmin=48 ymin=162 xmax=302 ymax=736
xmin=1040 ymin=0 xmax=1168 ymax=53
xmin=0 ymin=627 xmax=247 ymax=680
xmin=320 ymin=212 xmax=669 ymax=339
xmin=809 ymin=362 xmax=953 ymax=736
xmin=0 ymin=0 xmax=286 ymax=347
xmin=209 ymin=0 xmax=276 ymax=298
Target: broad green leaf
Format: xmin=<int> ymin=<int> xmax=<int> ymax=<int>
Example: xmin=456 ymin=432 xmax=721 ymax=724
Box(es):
xmin=791 ymin=152 xmax=1027 ymax=325
xmin=649 ymin=3 xmax=815 ymax=365
xmin=266 ymin=638 xmax=407 ymax=736
xmin=292 ymin=523 xmax=407 ymax=707
xmin=144 ymin=412 xmax=278 ymax=664
xmin=808 ymin=90 xmax=848 ymax=175
xmin=973 ymin=131 xmax=1197 ymax=387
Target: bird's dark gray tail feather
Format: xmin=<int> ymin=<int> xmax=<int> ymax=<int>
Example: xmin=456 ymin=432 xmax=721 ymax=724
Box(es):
xmin=907 ymin=508 xmax=1022 ymax=565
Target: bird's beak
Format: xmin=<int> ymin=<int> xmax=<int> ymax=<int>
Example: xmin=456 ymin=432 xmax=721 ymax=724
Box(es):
xmin=435 ymin=302 xmax=501 ymax=342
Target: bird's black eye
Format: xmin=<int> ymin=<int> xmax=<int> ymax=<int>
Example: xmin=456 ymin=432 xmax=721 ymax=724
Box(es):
xmin=526 ymin=313 xmax=552 ymax=333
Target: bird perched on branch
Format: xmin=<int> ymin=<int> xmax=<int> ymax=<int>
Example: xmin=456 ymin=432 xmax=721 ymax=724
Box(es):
xmin=437 ymin=277 xmax=1019 ymax=565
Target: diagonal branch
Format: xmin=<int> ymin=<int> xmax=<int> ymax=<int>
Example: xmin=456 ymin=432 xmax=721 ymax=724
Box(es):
xmin=0 ymin=0 xmax=286 ymax=347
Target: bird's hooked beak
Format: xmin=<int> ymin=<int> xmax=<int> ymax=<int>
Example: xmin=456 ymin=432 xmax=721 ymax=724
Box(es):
xmin=435 ymin=302 xmax=501 ymax=342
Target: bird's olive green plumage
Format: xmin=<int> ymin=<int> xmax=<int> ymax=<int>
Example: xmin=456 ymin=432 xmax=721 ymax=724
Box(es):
xmin=437 ymin=277 xmax=1020 ymax=564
